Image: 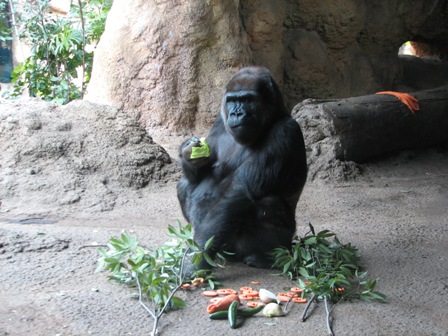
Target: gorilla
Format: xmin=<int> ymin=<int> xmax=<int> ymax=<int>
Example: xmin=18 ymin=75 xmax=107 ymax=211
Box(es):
xmin=177 ymin=66 xmax=307 ymax=269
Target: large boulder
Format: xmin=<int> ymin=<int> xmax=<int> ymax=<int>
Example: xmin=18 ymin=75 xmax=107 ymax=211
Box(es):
xmin=86 ymin=0 xmax=250 ymax=135
xmin=87 ymin=0 xmax=448 ymax=134
xmin=0 ymin=99 xmax=178 ymax=214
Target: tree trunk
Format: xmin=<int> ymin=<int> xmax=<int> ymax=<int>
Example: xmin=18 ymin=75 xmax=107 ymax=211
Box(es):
xmin=293 ymin=85 xmax=448 ymax=164
xmin=292 ymin=85 xmax=448 ymax=180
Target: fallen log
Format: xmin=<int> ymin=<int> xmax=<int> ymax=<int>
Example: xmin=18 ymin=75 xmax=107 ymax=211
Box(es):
xmin=292 ymin=85 xmax=448 ymax=179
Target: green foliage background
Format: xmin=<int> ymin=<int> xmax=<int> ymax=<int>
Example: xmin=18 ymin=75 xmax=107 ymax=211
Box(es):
xmin=4 ymin=0 xmax=112 ymax=104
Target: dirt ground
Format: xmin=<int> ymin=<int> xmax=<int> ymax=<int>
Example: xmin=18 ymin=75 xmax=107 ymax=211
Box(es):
xmin=1 ymin=140 xmax=447 ymax=336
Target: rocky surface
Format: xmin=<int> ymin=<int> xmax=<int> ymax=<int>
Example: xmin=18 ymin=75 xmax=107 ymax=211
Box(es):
xmin=0 ymin=99 xmax=447 ymax=335
xmin=0 ymin=99 xmax=179 ymax=215
xmin=87 ymin=0 xmax=448 ymax=135
xmin=1 ymin=146 xmax=447 ymax=336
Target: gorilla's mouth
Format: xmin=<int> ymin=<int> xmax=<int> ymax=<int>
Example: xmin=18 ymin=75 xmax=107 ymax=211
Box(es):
xmin=228 ymin=116 xmax=254 ymax=129
xmin=230 ymin=123 xmax=245 ymax=129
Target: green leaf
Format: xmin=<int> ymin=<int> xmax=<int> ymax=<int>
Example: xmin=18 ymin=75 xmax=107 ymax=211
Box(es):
xmin=309 ymin=223 xmax=315 ymax=235
xmin=298 ymin=267 xmax=310 ymax=278
xmin=293 ymin=247 xmax=300 ymax=261
xmin=304 ymin=236 xmax=317 ymax=245
xmin=204 ymin=236 xmax=214 ymax=251
xmin=191 ymin=253 xmax=202 ymax=268
xmin=282 ymin=261 xmax=291 ymax=274
xmin=171 ymin=296 xmax=187 ymax=309
xmin=203 ymin=253 xmax=217 ymax=267
xmin=318 ymin=243 xmax=332 ymax=254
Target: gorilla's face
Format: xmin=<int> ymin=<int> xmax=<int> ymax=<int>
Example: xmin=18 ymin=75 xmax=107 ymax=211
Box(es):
xmin=224 ymin=90 xmax=261 ymax=145
xmin=221 ymin=68 xmax=279 ymax=146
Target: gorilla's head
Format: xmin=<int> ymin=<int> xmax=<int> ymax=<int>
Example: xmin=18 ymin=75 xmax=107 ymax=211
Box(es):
xmin=221 ymin=67 xmax=289 ymax=146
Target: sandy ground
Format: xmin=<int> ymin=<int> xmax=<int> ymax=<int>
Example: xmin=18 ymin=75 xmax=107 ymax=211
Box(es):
xmin=1 ymin=146 xmax=447 ymax=336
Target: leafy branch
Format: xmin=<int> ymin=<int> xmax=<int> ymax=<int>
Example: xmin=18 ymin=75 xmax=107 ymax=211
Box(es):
xmin=9 ymin=0 xmax=112 ymax=104
xmin=97 ymin=221 xmax=217 ymax=336
xmin=272 ymin=223 xmax=387 ymax=335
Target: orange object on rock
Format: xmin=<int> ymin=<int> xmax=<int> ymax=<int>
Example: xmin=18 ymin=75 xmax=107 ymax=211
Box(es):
xmin=375 ymin=91 xmax=420 ymax=113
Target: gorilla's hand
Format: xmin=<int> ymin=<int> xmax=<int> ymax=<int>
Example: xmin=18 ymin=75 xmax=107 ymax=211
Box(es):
xmin=181 ymin=137 xmax=210 ymax=168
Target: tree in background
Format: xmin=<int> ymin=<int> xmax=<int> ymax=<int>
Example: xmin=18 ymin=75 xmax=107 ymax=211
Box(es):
xmin=5 ymin=0 xmax=112 ymax=104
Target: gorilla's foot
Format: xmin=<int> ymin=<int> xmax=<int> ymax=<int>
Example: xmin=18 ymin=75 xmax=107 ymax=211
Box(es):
xmin=243 ymin=253 xmax=273 ymax=268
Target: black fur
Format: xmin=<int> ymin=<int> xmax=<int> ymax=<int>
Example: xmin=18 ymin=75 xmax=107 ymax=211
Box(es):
xmin=177 ymin=67 xmax=307 ymax=269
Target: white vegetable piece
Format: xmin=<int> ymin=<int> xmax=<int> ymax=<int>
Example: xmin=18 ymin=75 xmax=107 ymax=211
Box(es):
xmin=263 ymin=303 xmax=285 ymax=317
xmin=259 ymin=288 xmax=280 ymax=304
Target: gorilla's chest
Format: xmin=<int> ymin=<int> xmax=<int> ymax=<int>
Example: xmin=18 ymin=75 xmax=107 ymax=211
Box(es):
xmin=213 ymin=142 xmax=251 ymax=181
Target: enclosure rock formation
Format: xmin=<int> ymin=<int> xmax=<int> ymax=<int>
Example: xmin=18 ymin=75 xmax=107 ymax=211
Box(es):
xmin=87 ymin=0 xmax=448 ymax=135
xmin=293 ymin=85 xmax=448 ymax=180
xmin=87 ymin=0 xmax=250 ymax=135
xmin=0 ymin=99 xmax=178 ymax=214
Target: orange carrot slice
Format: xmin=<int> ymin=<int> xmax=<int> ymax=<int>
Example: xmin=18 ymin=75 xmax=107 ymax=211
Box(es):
xmin=217 ymin=288 xmax=237 ymax=295
xmin=192 ymin=277 xmax=204 ymax=286
xmin=240 ymin=286 xmax=253 ymax=292
xmin=239 ymin=294 xmax=253 ymax=301
xmin=247 ymin=301 xmax=265 ymax=308
xmin=202 ymin=290 xmax=218 ymax=297
xmin=243 ymin=290 xmax=258 ymax=296
xmin=181 ymin=283 xmax=191 ymax=289
xmin=277 ymin=292 xmax=293 ymax=302
xmin=290 ymin=287 xmax=303 ymax=293
xmin=250 ymin=281 xmax=262 ymax=285
xmin=293 ymin=297 xmax=307 ymax=304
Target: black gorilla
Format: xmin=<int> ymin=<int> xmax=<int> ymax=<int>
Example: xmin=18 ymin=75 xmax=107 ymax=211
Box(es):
xmin=177 ymin=67 xmax=307 ymax=269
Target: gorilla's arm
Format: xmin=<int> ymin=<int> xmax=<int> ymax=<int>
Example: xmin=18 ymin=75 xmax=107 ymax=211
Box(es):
xmin=179 ymin=137 xmax=215 ymax=184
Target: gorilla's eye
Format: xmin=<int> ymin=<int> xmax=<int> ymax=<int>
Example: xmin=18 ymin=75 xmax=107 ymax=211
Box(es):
xmin=226 ymin=91 xmax=257 ymax=105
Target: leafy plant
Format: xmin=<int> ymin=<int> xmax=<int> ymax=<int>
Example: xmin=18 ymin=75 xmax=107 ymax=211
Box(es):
xmin=0 ymin=0 xmax=13 ymax=43
xmin=97 ymin=221 xmax=217 ymax=336
xmin=72 ymin=0 xmax=112 ymax=45
xmin=10 ymin=0 xmax=111 ymax=104
xmin=272 ymin=223 xmax=387 ymax=335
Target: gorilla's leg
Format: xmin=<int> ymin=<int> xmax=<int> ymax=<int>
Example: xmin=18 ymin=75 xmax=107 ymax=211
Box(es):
xmin=191 ymin=193 xmax=258 ymax=269
xmin=236 ymin=196 xmax=296 ymax=268
xmin=192 ymin=194 xmax=296 ymax=269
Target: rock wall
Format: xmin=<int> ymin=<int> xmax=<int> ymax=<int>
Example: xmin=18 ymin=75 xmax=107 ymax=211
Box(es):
xmin=86 ymin=0 xmax=250 ymax=135
xmin=87 ymin=0 xmax=448 ymax=135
